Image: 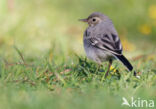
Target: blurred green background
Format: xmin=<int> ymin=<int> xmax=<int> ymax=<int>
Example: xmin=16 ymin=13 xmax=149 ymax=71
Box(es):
xmin=0 ymin=0 xmax=156 ymax=61
xmin=0 ymin=0 xmax=156 ymax=109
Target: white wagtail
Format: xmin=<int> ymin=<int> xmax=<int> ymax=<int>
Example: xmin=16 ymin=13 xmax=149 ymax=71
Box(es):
xmin=79 ymin=12 xmax=136 ymax=77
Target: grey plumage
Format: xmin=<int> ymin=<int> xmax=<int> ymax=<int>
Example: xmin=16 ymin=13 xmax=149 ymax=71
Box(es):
xmin=80 ymin=12 xmax=136 ymax=76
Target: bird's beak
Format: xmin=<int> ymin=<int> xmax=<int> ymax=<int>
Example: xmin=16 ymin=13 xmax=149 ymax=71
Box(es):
xmin=79 ymin=18 xmax=88 ymax=22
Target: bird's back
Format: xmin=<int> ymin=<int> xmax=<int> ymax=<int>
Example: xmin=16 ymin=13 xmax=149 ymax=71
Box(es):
xmin=84 ymin=21 xmax=122 ymax=52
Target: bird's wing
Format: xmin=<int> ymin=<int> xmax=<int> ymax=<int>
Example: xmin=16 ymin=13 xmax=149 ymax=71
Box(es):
xmin=88 ymin=33 xmax=122 ymax=55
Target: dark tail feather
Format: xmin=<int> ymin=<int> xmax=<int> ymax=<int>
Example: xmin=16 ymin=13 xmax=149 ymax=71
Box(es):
xmin=115 ymin=55 xmax=136 ymax=76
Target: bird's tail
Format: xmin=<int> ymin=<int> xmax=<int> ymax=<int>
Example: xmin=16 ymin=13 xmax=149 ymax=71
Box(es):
xmin=115 ymin=55 xmax=136 ymax=76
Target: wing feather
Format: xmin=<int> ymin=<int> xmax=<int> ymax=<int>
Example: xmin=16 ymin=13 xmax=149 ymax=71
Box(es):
xmin=88 ymin=33 xmax=122 ymax=55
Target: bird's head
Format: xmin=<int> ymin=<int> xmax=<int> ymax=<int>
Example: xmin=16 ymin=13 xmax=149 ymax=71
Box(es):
xmin=79 ymin=12 xmax=109 ymax=27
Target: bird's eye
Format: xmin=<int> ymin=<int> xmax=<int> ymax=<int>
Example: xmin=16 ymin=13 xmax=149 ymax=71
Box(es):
xmin=92 ymin=18 xmax=96 ymax=22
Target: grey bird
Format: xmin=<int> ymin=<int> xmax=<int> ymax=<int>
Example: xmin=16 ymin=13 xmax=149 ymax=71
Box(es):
xmin=79 ymin=12 xmax=136 ymax=77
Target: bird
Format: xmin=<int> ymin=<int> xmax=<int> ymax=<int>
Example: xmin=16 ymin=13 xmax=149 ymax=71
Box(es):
xmin=79 ymin=12 xmax=136 ymax=77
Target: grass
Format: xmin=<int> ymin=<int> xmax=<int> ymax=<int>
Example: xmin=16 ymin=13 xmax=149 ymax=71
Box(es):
xmin=0 ymin=0 xmax=156 ymax=109
xmin=0 ymin=53 xmax=155 ymax=109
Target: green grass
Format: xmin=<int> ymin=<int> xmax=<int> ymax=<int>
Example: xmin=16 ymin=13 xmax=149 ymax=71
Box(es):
xmin=0 ymin=0 xmax=156 ymax=109
xmin=0 ymin=54 xmax=155 ymax=109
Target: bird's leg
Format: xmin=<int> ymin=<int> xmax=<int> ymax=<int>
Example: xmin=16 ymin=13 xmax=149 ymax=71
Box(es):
xmin=105 ymin=59 xmax=112 ymax=78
